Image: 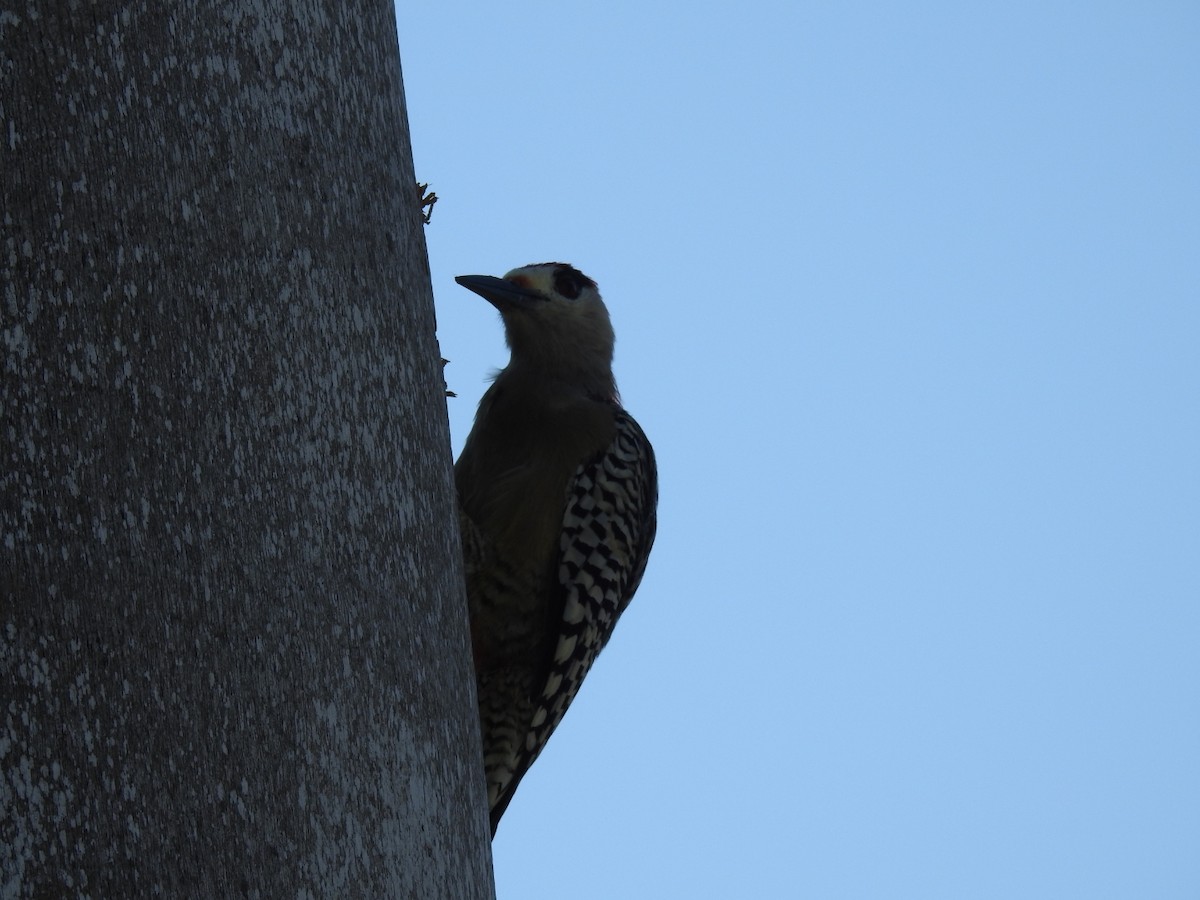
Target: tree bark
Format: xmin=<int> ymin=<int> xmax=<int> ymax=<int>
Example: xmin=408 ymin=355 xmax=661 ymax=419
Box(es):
xmin=0 ymin=2 xmax=494 ymax=896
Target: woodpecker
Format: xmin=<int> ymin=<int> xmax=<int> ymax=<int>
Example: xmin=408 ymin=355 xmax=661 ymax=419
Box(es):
xmin=454 ymin=262 xmax=657 ymax=835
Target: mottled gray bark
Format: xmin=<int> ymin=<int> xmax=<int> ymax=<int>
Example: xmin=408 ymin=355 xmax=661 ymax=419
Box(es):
xmin=0 ymin=3 xmax=494 ymax=897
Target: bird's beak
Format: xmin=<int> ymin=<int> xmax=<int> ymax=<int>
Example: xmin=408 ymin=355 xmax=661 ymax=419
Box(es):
xmin=455 ymin=275 xmax=544 ymax=311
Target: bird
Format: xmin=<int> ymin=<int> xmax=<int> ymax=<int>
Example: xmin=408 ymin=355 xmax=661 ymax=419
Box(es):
xmin=453 ymin=262 xmax=657 ymax=835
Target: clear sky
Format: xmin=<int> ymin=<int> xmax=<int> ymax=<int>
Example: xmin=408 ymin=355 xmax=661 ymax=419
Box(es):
xmin=395 ymin=3 xmax=1199 ymax=897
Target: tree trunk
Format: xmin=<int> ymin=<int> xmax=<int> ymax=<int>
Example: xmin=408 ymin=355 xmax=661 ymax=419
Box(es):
xmin=0 ymin=3 xmax=494 ymax=896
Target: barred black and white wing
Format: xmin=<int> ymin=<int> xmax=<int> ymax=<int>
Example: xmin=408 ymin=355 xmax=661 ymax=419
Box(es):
xmin=488 ymin=409 xmax=657 ymax=826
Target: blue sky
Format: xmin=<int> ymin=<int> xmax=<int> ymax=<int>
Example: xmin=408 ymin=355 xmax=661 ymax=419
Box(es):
xmin=395 ymin=3 xmax=1199 ymax=897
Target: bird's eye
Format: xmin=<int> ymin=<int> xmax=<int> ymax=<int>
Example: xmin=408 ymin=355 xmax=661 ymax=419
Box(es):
xmin=553 ymin=268 xmax=584 ymax=300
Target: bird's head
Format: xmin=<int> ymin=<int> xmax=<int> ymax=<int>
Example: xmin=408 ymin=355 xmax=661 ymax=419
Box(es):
xmin=455 ymin=263 xmax=616 ymax=394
